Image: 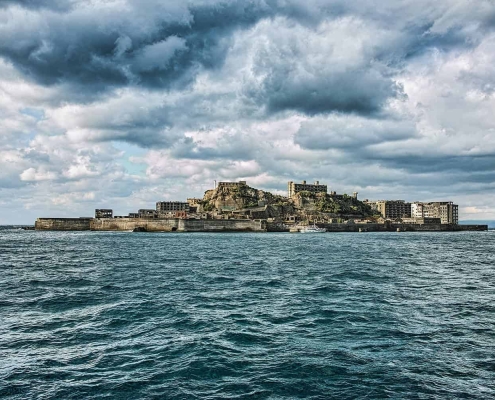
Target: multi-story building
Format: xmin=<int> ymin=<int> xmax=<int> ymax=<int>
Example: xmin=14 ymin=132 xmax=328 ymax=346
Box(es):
xmin=138 ymin=209 xmax=157 ymax=218
xmin=288 ymin=180 xmax=328 ymax=197
xmin=217 ymin=181 xmax=247 ymax=188
xmin=374 ymin=200 xmax=411 ymax=219
xmin=411 ymin=202 xmax=424 ymax=218
xmin=423 ymin=202 xmax=458 ymax=224
xmin=156 ymin=201 xmax=190 ymax=214
xmin=95 ymin=209 xmax=113 ymax=218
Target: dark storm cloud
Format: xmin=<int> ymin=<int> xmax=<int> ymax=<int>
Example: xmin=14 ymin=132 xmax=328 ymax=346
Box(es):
xmin=0 ymin=1 xmax=277 ymax=92
xmin=294 ymin=117 xmax=416 ymax=150
xmin=363 ymin=153 xmax=495 ymax=177
xmin=261 ymin=69 xmax=402 ymax=116
xmin=2 ymin=0 xmax=492 ymax=120
xmin=0 ymin=0 xmax=76 ymax=11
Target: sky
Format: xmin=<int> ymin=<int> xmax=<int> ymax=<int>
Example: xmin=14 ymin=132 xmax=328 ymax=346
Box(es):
xmin=0 ymin=0 xmax=494 ymax=224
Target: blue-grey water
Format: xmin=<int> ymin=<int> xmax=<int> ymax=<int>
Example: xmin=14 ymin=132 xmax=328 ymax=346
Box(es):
xmin=1 ymin=230 xmax=494 ymax=399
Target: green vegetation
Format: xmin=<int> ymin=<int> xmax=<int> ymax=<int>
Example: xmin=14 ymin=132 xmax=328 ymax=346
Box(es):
xmin=201 ymin=183 xmax=377 ymax=220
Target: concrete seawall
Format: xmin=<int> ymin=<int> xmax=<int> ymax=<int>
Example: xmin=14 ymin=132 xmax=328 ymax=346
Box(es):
xmin=268 ymin=222 xmax=489 ymax=232
xmin=35 ymin=218 xmax=266 ymax=232
xmin=35 ymin=218 xmax=92 ymax=231
xmin=91 ymin=218 xmax=179 ymax=232
xmin=34 ymin=218 xmax=487 ymax=232
xmin=179 ymin=219 xmax=265 ymax=232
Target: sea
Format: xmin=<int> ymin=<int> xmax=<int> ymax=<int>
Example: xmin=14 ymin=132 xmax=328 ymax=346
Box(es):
xmin=1 ymin=229 xmax=494 ymax=399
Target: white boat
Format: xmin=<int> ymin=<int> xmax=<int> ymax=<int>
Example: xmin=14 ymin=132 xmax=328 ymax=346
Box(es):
xmin=300 ymin=224 xmax=326 ymax=233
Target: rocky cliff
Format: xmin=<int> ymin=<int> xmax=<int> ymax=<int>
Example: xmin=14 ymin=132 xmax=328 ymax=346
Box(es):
xmin=199 ymin=184 xmax=377 ymax=221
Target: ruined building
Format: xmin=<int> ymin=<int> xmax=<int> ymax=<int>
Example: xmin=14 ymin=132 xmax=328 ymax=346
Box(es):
xmin=95 ymin=209 xmax=113 ymax=218
xmin=156 ymin=201 xmax=190 ymax=214
xmin=373 ymin=200 xmax=412 ymax=219
xmin=411 ymin=201 xmax=458 ymax=224
xmin=288 ymin=180 xmax=328 ymax=197
xmin=217 ymin=181 xmax=247 ymax=188
xmin=138 ymin=209 xmax=157 ymax=218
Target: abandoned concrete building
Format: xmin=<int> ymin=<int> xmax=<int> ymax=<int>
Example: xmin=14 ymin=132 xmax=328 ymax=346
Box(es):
xmin=138 ymin=209 xmax=157 ymax=218
xmin=374 ymin=200 xmax=412 ymax=219
xmin=412 ymin=201 xmax=459 ymax=224
xmin=217 ymin=181 xmax=247 ymax=188
xmin=95 ymin=209 xmax=113 ymax=218
xmin=288 ymin=180 xmax=328 ymax=197
xmin=365 ymin=200 xmax=459 ymax=224
xmin=156 ymin=201 xmax=190 ymax=214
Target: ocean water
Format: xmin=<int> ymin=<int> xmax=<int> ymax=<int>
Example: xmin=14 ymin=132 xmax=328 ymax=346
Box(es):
xmin=1 ymin=230 xmax=494 ymax=399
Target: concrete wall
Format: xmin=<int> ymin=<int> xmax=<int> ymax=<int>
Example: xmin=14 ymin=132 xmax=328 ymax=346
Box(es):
xmin=34 ymin=218 xmax=488 ymax=232
xmin=179 ymin=219 xmax=265 ymax=232
xmin=91 ymin=218 xmax=179 ymax=232
xmin=274 ymin=222 xmax=488 ymax=232
xmin=36 ymin=217 xmax=266 ymax=232
xmin=452 ymin=224 xmax=488 ymax=231
xmin=35 ymin=218 xmax=91 ymax=231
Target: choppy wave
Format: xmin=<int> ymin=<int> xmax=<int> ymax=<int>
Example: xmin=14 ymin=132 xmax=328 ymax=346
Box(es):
xmin=1 ymin=231 xmax=494 ymax=399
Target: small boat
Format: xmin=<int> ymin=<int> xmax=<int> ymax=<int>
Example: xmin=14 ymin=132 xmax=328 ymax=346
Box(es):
xmin=300 ymin=224 xmax=326 ymax=233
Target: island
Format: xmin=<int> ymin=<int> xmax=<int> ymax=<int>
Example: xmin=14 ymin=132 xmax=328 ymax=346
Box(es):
xmin=34 ymin=180 xmax=488 ymax=232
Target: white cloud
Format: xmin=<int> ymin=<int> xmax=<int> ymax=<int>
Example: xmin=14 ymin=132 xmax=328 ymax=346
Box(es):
xmin=20 ymin=167 xmax=57 ymax=181
xmin=1 ymin=0 xmax=495 ymax=224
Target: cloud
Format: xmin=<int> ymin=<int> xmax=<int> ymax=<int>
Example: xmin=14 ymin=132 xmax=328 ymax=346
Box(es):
xmin=236 ymin=17 xmax=404 ymax=116
xmin=295 ymin=114 xmax=417 ymax=150
xmin=0 ymin=0 xmax=78 ymax=11
xmin=2 ymin=0 xmax=495 ymax=223
xmin=20 ymin=167 xmax=57 ymax=181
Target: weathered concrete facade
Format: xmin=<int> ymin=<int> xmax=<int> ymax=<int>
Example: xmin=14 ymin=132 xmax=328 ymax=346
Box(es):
xmin=267 ymin=222 xmax=488 ymax=232
xmin=35 ymin=218 xmax=92 ymax=231
xmin=35 ymin=217 xmax=487 ymax=232
xmin=35 ymin=217 xmax=266 ymax=232
xmin=95 ymin=209 xmax=113 ymax=218
xmin=156 ymin=201 xmax=190 ymax=214
xmin=179 ymin=219 xmax=265 ymax=232
xmin=91 ymin=218 xmax=179 ymax=232
xmin=288 ymin=180 xmax=327 ymax=197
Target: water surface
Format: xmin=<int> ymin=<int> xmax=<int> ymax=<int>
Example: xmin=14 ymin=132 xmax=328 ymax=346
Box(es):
xmin=1 ymin=230 xmax=494 ymax=398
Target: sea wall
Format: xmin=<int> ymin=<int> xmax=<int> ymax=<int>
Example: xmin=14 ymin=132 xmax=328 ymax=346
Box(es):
xmin=392 ymin=223 xmax=488 ymax=232
xmin=91 ymin=218 xmax=179 ymax=232
xmin=35 ymin=218 xmax=92 ymax=231
xmin=85 ymin=218 xmax=265 ymax=232
xmin=271 ymin=222 xmax=489 ymax=232
xmin=179 ymin=219 xmax=265 ymax=232
xmin=43 ymin=218 xmax=266 ymax=232
xmin=34 ymin=218 xmax=487 ymax=232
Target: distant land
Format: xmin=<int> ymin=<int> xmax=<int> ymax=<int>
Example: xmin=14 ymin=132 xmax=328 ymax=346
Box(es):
xmin=460 ymin=220 xmax=495 ymax=229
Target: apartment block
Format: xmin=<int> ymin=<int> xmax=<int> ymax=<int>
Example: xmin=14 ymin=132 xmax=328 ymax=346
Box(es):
xmin=374 ymin=200 xmax=412 ymax=219
xmin=288 ymin=180 xmax=328 ymax=197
